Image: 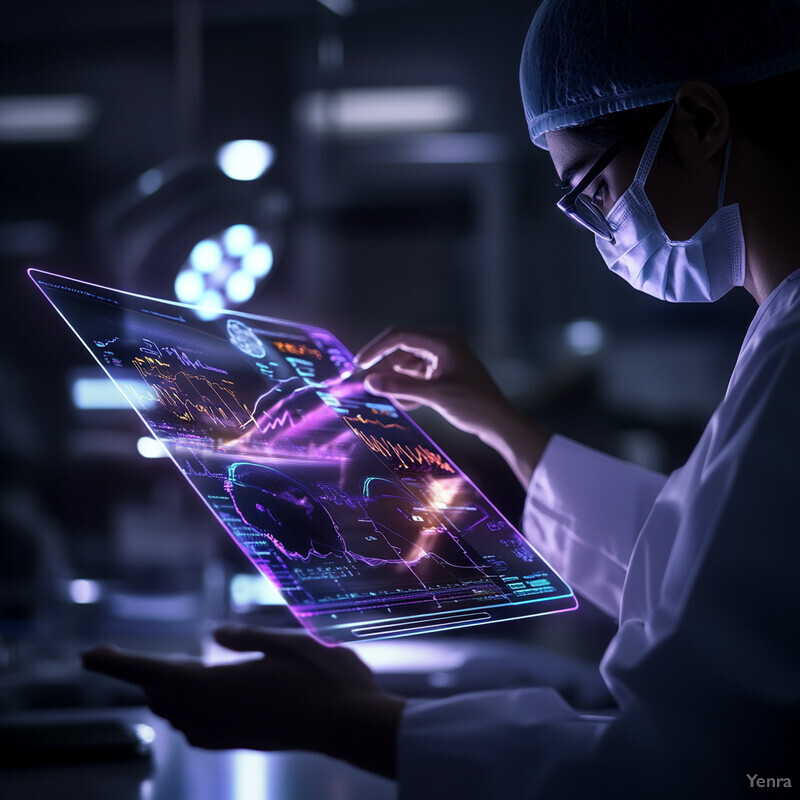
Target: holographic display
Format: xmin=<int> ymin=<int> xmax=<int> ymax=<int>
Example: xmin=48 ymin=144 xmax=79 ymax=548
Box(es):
xmin=30 ymin=270 xmax=577 ymax=643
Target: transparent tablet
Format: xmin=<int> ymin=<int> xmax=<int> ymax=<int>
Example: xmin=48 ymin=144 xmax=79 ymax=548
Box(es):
xmin=30 ymin=269 xmax=577 ymax=643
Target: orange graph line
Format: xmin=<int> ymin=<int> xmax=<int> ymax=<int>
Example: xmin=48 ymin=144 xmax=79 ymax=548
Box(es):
xmin=346 ymin=422 xmax=454 ymax=473
xmin=132 ymin=357 xmax=255 ymax=428
xmin=343 ymin=414 xmax=406 ymax=431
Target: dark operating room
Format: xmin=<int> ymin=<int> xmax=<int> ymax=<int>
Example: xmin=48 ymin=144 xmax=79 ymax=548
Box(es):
xmin=2 ymin=1 xmax=787 ymax=798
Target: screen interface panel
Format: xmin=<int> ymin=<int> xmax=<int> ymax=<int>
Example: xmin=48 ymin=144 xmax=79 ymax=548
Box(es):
xmin=31 ymin=270 xmax=576 ymax=642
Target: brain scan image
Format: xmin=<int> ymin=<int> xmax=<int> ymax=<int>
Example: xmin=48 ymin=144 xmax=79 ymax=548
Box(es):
xmin=227 ymin=318 xmax=267 ymax=359
xmin=225 ymin=463 xmax=346 ymax=560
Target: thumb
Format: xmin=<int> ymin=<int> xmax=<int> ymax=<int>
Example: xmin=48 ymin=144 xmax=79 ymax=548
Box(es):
xmin=214 ymin=624 xmax=273 ymax=653
xmin=214 ymin=625 xmax=316 ymax=657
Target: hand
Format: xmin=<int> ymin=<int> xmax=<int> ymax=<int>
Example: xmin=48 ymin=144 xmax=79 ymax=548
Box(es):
xmin=355 ymin=327 xmax=551 ymax=485
xmin=81 ymin=625 xmax=405 ymax=778
xmin=355 ymin=327 xmax=514 ymax=438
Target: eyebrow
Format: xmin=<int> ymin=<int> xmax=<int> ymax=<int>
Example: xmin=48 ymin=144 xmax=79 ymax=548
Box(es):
xmin=561 ymin=139 xmax=629 ymax=193
xmin=557 ymin=158 xmax=589 ymax=190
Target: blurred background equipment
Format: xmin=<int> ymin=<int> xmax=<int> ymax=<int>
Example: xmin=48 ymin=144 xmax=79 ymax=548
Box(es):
xmin=0 ymin=1 xmax=756 ymax=796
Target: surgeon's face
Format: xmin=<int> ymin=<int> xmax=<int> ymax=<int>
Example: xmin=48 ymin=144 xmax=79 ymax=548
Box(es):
xmin=546 ymin=129 xmax=640 ymax=222
xmin=546 ymin=117 xmax=724 ymax=242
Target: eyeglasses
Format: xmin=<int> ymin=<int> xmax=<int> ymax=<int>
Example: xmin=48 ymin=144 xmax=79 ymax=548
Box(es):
xmin=556 ymin=138 xmax=626 ymax=243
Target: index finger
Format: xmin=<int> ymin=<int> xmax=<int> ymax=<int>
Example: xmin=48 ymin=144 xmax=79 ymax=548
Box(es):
xmin=82 ymin=645 xmax=189 ymax=686
xmin=354 ymin=328 xmax=443 ymax=369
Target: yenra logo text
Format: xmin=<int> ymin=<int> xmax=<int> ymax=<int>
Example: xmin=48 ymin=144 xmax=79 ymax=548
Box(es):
xmin=746 ymin=774 xmax=793 ymax=789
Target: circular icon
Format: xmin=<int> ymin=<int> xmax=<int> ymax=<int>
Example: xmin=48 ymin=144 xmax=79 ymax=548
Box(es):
xmin=227 ymin=319 xmax=266 ymax=359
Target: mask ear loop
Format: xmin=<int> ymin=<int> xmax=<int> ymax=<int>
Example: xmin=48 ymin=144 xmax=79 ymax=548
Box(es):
xmin=632 ymin=104 xmax=674 ymax=186
xmin=717 ymin=128 xmax=733 ymax=209
xmin=604 ymin=104 xmax=674 ymax=239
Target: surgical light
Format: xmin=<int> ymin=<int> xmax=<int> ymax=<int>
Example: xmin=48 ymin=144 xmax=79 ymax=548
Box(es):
xmin=242 ymin=242 xmax=273 ymax=278
xmin=190 ymin=239 xmax=223 ymax=273
xmin=174 ymin=270 xmax=204 ymax=303
xmin=225 ymin=270 xmax=256 ymax=304
xmin=224 ymin=224 xmax=256 ymax=256
xmin=196 ymin=288 xmax=224 ymax=320
xmin=177 ymin=226 xmax=276 ymax=311
xmin=216 ymin=140 xmax=275 ymax=181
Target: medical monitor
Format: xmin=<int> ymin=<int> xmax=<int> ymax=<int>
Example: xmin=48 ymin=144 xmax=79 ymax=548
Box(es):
xmin=30 ymin=270 xmax=577 ymax=643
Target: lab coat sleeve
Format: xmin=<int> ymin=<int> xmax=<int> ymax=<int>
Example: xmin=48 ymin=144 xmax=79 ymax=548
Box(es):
xmin=397 ymin=335 xmax=800 ymax=800
xmin=523 ymin=435 xmax=667 ymax=617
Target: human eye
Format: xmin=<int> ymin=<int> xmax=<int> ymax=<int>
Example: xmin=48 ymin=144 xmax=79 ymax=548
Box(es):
xmin=590 ymin=181 xmax=606 ymax=205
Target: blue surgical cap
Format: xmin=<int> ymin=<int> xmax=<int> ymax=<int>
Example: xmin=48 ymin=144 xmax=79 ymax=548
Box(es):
xmin=521 ymin=0 xmax=800 ymax=149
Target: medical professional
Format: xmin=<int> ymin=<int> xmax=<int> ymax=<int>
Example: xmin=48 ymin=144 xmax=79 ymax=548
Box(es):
xmin=84 ymin=1 xmax=800 ymax=797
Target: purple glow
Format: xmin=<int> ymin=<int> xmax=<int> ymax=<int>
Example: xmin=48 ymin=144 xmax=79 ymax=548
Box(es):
xmin=29 ymin=268 xmax=577 ymax=644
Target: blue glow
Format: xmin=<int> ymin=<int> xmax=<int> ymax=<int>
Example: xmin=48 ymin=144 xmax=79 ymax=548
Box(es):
xmin=230 ymin=573 xmax=285 ymax=609
xmin=196 ymin=288 xmax=224 ymax=320
xmin=350 ymin=639 xmax=469 ymax=673
xmin=317 ymin=0 xmax=356 ymax=16
xmin=134 ymin=724 xmax=156 ymax=746
xmin=296 ymin=87 xmax=471 ymax=136
xmin=190 ymin=240 xmax=223 ymax=273
xmin=224 ymin=224 xmax=256 ymax=256
xmin=242 ymin=242 xmax=273 ymax=278
xmin=137 ymin=436 xmax=169 ymax=458
xmin=232 ymin=750 xmax=269 ymax=800
xmin=69 ymin=579 xmax=101 ymax=604
xmin=71 ymin=377 xmax=145 ymax=409
xmin=565 ymin=319 xmax=605 ymax=356
xmin=216 ymin=140 xmax=275 ymax=181
xmin=226 ymin=270 xmax=256 ymax=303
xmin=137 ymin=168 xmax=164 ymax=196
xmin=174 ymin=270 xmax=205 ymax=303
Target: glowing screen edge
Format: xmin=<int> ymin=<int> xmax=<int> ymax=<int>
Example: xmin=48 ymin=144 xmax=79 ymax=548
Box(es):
xmin=28 ymin=268 xmax=577 ymax=644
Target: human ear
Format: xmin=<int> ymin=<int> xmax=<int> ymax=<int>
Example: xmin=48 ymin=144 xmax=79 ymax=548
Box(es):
xmin=671 ymin=82 xmax=730 ymax=166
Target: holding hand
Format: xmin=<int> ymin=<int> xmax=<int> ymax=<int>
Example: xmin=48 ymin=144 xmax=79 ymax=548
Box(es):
xmin=82 ymin=625 xmax=405 ymax=778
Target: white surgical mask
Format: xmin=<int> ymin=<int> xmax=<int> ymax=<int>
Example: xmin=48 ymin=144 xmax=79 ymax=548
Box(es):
xmin=595 ymin=105 xmax=745 ymax=302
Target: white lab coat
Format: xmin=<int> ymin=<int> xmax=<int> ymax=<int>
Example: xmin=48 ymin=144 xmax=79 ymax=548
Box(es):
xmin=397 ymin=269 xmax=800 ymax=799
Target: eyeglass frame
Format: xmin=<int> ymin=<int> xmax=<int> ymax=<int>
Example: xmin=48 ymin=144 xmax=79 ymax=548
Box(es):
xmin=555 ymin=137 xmax=627 ymax=244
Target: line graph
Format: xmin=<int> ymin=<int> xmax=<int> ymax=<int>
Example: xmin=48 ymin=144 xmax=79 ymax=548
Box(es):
xmin=28 ymin=268 xmax=576 ymax=644
xmin=140 ymin=338 xmax=228 ymax=374
xmin=131 ymin=355 xmax=255 ymax=430
xmin=162 ymin=346 xmax=228 ymax=374
xmin=343 ymin=414 xmax=406 ymax=431
xmin=344 ymin=419 xmax=455 ymax=474
xmin=255 ymin=408 xmax=295 ymax=434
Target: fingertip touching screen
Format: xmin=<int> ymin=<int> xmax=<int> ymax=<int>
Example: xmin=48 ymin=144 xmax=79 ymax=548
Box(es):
xmin=30 ymin=269 xmax=577 ymax=643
